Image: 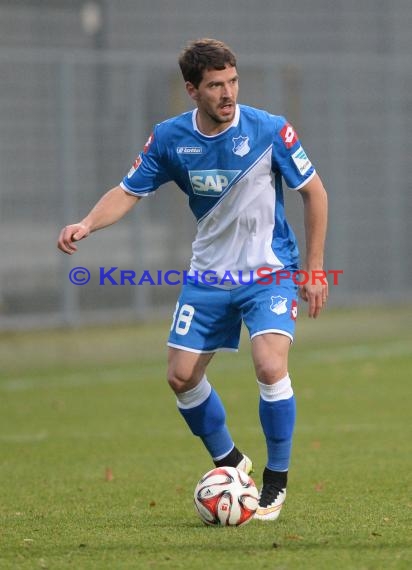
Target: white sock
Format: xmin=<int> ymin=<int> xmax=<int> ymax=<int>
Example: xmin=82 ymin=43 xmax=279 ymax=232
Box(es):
xmin=257 ymin=374 xmax=294 ymax=402
xmin=176 ymin=375 xmax=211 ymax=409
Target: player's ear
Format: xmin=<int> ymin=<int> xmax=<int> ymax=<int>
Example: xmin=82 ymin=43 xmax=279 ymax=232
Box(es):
xmin=185 ymin=81 xmax=199 ymax=101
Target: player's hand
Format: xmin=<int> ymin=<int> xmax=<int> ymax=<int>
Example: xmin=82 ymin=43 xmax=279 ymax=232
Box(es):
xmin=57 ymin=223 xmax=90 ymax=254
xmin=299 ymin=276 xmax=328 ymax=318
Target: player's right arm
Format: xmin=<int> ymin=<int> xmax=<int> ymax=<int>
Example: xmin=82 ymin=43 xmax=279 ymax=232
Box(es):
xmin=57 ymin=185 xmax=140 ymax=255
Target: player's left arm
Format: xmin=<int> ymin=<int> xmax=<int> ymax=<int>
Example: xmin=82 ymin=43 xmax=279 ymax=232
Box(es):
xmin=297 ymin=173 xmax=328 ymax=318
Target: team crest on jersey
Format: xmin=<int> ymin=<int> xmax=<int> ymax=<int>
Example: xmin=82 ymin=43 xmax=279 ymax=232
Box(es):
xmin=270 ymin=296 xmax=288 ymax=315
xmin=189 ymin=169 xmax=241 ymax=197
xmin=232 ymin=136 xmax=250 ymax=157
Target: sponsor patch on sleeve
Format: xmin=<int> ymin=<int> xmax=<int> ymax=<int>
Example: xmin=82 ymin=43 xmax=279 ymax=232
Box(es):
xmin=127 ymin=155 xmax=142 ymax=178
xmin=291 ymin=146 xmax=312 ymax=176
xmin=280 ymin=123 xmax=298 ymax=149
xmin=143 ymin=133 xmax=154 ymax=153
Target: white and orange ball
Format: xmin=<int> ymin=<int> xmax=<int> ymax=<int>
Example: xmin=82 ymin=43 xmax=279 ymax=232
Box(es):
xmin=194 ymin=466 xmax=259 ymax=527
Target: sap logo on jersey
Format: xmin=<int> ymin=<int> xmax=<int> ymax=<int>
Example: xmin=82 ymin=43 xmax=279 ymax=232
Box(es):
xmin=189 ymin=170 xmax=241 ymax=197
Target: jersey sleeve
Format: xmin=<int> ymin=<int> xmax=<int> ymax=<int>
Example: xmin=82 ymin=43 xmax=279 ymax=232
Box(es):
xmin=120 ymin=126 xmax=171 ymax=196
xmin=272 ymin=116 xmax=316 ymax=190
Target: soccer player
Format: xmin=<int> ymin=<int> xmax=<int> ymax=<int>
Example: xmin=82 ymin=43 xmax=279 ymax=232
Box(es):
xmin=58 ymin=38 xmax=328 ymax=521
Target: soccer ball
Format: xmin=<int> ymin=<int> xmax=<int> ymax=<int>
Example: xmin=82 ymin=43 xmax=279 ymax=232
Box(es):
xmin=194 ymin=466 xmax=259 ymax=527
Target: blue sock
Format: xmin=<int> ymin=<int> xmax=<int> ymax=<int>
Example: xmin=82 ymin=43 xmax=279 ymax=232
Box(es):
xmin=258 ymin=376 xmax=296 ymax=472
xmin=259 ymin=396 xmax=296 ymax=471
xmin=177 ymin=378 xmax=234 ymax=460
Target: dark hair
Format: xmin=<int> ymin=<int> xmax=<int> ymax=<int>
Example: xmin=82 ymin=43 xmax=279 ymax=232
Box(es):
xmin=178 ymin=38 xmax=237 ymax=88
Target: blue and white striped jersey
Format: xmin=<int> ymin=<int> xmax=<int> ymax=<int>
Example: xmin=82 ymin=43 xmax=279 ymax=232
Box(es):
xmin=120 ymin=104 xmax=316 ymax=286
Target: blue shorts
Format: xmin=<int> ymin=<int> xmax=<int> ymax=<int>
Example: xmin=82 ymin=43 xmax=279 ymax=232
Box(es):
xmin=167 ymin=274 xmax=298 ymax=353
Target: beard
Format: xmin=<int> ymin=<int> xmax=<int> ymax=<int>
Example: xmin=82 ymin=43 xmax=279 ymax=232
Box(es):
xmin=205 ymin=102 xmax=235 ymax=125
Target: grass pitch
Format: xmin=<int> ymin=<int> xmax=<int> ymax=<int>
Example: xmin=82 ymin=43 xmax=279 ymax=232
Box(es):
xmin=0 ymin=306 xmax=411 ymax=569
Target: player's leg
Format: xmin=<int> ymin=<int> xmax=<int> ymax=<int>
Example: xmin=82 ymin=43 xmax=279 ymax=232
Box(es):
xmin=251 ymin=333 xmax=295 ymax=520
xmin=237 ymin=274 xmax=298 ymax=520
xmin=167 ymin=281 xmax=251 ymax=473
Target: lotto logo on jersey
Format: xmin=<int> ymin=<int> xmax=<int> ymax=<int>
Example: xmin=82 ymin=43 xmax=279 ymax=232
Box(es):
xmin=177 ymin=146 xmax=203 ymax=154
xmin=127 ymin=155 xmax=142 ymax=178
xmin=143 ymin=133 xmax=154 ymax=153
xmin=189 ymin=169 xmax=241 ymax=197
xmin=280 ymin=123 xmax=298 ymax=149
xmin=291 ymin=299 xmax=298 ymax=320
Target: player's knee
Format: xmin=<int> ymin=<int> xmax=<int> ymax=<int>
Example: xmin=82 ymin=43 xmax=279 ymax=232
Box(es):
xmin=255 ymin=360 xmax=287 ymax=384
xmin=167 ymin=369 xmax=196 ymax=394
xmin=167 ymin=352 xmax=211 ymax=394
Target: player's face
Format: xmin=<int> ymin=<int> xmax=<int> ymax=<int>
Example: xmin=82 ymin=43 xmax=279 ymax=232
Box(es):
xmin=186 ymin=66 xmax=239 ymax=135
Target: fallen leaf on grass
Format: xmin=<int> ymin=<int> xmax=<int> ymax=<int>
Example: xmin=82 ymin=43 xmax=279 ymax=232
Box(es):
xmin=285 ymin=534 xmax=303 ymax=541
